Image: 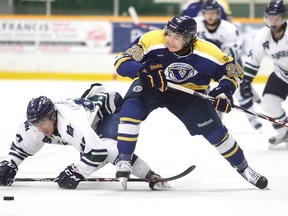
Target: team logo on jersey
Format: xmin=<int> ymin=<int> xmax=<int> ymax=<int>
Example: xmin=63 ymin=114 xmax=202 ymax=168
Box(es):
xmin=165 ymin=62 xmax=198 ymax=82
xmin=223 ymin=55 xmax=229 ymax=62
xmin=66 ymin=124 xmax=74 ymax=137
xmin=133 ymin=85 xmax=143 ymax=92
xmin=263 ymin=41 xmax=269 ymax=50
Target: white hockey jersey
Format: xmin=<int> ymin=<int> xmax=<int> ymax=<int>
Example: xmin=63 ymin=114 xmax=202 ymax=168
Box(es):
xmin=243 ymin=22 xmax=288 ymax=84
xmin=194 ymin=16 xmax=243 ymax=61
xmin=6 ymin=84 xmax=120 ymax=177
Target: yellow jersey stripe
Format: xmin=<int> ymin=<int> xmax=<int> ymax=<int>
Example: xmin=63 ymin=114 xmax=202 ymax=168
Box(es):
xmin=194 ymin=38 xmax=233 ymax=65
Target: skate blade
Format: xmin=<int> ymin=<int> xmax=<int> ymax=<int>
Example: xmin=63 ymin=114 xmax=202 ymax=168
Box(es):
xmin=118 ymin=177 xmax=128 ymax=190
xmin=268 ymin=143 xmax=288 ymax=151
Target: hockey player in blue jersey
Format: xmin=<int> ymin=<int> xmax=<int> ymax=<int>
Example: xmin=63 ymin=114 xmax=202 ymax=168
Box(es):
xmin=114 ymin=14 xmax=268 ymax=190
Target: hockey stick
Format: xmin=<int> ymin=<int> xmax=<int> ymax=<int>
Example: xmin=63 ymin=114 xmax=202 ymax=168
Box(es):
xmin=14 ymin=164 xmax=196 ymax=183
xmin=128 ymin=6 xmax=160 ymax=31
xmin=167 ymin=82 xmax=288 ymax=128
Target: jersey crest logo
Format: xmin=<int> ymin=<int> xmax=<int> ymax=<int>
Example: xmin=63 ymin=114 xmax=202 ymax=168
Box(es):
xmin=16 ymin=134 xmax=23 ymax=143
xmin=263 ymin=41 xmax=269 ymax=50
xmin=66 ymin=124 xmax=74 ymax=137
xmin=165 ymin=62 xmax=198 ymax=82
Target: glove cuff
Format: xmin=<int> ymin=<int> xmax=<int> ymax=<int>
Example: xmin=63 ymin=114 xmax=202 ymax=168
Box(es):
xmin=10 ymin=160 xmax=18 ymax=171
xmin=243 ymin=75 xmax=254 ymax=83
xmin=218 ymin=80 xmax=235 ymax=96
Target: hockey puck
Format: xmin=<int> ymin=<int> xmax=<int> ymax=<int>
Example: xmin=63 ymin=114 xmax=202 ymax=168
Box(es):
xmin=3 ymin=196 xmax=14 ymax=201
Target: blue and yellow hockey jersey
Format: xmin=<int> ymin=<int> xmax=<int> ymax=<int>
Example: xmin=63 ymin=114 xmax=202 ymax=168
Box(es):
xmin=114 ymin=29 xmax=243 ymax=94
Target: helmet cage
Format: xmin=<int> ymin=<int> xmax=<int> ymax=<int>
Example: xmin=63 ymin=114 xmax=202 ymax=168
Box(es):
xmin=264 ymin=0 xmax=287 ymax=30
xmin=264 ymin=12 xmax=286 ymax=30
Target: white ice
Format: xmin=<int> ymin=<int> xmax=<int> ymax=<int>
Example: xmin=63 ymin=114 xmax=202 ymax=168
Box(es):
xmin=0 ymin=80 xmax=287 ymax=216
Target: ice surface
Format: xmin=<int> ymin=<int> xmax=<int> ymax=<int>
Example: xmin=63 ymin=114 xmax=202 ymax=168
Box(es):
xmin=0 ymin=80 xmax=288 ymax=216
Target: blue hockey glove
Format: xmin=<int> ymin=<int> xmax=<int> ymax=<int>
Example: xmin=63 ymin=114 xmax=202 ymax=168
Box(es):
xmin=240 ymin=76 xmax=253 ymax=99
xmin=209 ymin=86 xmax=234 ymax=113
xmin=0 ymin=160 xmax=18 ymax=186
xmin=56 ymin=165 xmax=85 ymax=189
xmin=139 ymin=59 xmax=167 ymax=92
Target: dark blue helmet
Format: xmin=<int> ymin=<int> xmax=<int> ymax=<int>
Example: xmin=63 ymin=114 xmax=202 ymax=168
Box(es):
xmin=202 ymin=0 xmax=221 ymax=12
xmin=26 ymin=96 xmax=56 ymax=125
xmin=265 ymin=0 xmax=286 ymax=15
xmin=164 ymin=15 xmax=197 ymax=44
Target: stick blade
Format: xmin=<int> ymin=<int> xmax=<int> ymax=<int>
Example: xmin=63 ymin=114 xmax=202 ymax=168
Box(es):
xmin=164 ymin=165 xmax=196 ymax=182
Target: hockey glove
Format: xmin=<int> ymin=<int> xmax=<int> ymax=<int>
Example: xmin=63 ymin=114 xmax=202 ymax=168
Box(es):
xmin=139 ymin=59 xmax=167 ymax=92
xmin=0 ymin=160 xmax=18 ymax=186
xmin=56 ymin=164 xmax=85 ymax=189
xmin=222 ymin=46 xmax=239 ymax=60
xmin=240 ymin=76 xmax=253 ymax=99
xmin=209 ymin=86 xmax=234 ymax=113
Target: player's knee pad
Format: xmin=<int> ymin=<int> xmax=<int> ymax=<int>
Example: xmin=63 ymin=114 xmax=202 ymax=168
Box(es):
xmin=118 ymin=123 xmax=140 ymax=139
xmin=120 ymin=98 xmax=147 ymax=120
xmin=118 ymin=98 xmax=145 ymax=140
xmin=262 ymin=94 xmax=287 ymax=130
xmin=239 ymin=98 xmax=253 ymax=109
xmin=262 ymin=93 xmax=285 ymax=118
xmin=203 ymin=125 xmax=228 ymax=144
xmin=117 ymin=98 xmax=145 ymax=156
xmin=234 ymin=88 xmax=253 ymax=108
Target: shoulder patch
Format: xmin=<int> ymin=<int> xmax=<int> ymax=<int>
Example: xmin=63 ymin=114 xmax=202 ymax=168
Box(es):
xmin=139 ymin=30 xmax=167 ymax=54
xmin=194 ymin=38 xmax=233 ymax=65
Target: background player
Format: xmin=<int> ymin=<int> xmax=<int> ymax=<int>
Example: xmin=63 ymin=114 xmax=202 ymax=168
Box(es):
xmin=182 ymin=0 xmax=232 ymax=22
xmin=240 ymin=0 xmax=288 ymax=149
xmin=194 ymin=0 xmax=263 ymax=130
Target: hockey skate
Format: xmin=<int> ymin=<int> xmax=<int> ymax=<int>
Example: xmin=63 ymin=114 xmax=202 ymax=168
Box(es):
xmin=116 ymin=160 xmax=132 ymax=190
xmin=237 ymin=166 xmax=268 ymax=189
xmin=248 ymin=116 xmax=262 ymax=130
xmin=268 ymin=130 xmax=288 ymax=150
xmin=145 ymin=170 xmax=171 ymax=191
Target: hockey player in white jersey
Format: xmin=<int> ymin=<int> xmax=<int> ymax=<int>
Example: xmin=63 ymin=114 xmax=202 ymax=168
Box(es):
xmin=194 ymin=0 xmax=263 ymax=130
xmin=0 ymin=83 xmax=170 ymax=190
xmin=195 ymin=0 xmax=242 ymax=61
xmin=239 ymin=0 xmax=288 ymax=149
